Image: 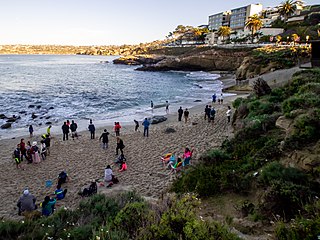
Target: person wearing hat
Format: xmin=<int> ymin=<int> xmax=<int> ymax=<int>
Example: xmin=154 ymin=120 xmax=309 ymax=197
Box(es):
xmin=30 ymin=141 xmax=41 ymax=164
xmin=17 ymin=189 xmax=37 ymax=215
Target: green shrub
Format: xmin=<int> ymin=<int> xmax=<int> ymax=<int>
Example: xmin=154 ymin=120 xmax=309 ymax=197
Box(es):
xmin=200 ymin=149 xmax=231 ymax=165
xmin=284 ymin=109 xmax=320 ymax=149
xmin=114 ymin=202 xmax=151 ymax=237
xmin=259 ymin=180 xmax=314 ymax=220
xmin=258 ymin=162 xmax=307 ymax=186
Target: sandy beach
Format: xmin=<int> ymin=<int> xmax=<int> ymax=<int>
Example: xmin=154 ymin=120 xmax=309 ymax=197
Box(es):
xmin=0 ymin=94 xmax=240 ymax=220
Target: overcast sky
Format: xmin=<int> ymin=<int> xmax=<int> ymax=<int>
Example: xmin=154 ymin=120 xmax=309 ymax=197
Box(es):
xmin=0 ymin=0 xmax=318 ymax=45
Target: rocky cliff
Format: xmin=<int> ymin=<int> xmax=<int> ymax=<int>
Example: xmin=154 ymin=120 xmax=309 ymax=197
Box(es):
xmin=114 ymin=47 xmax=252 ymax=72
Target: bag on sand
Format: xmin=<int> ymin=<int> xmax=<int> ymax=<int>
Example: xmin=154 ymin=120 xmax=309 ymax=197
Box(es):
xmin=112 ymin=175 xmax=119 ymax=184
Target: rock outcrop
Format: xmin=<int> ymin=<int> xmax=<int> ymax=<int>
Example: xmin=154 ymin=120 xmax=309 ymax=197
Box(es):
xmin=135 ymin=48 xmax=251 ymax=72
xmin=113 ymin=55 xmax=165 ymax=66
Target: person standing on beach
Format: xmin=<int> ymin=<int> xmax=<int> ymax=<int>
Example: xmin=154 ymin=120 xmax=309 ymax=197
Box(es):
xmin=62 ymin=122 xmax=69 ymax=141
xmin=220 ymin=93 xmax=224 ymax=104
xmin=88 ymin=120 xmax=95 ymax=139
xmin=151 ymin=101 xmax=154 ymax=110
xmin=134 ymin=119 xmax=139 ymax=132
xmin=178 ymin=107 xmax=183 ymax=121
xmin=165 ymin=101 xmax=169 ymax=114
xmin=99 ymin=129 xmax=109 ymax=149
xmin=142 ymin=118 xmax=150 ymax=137
xmin=204 ymin=105 xmax=209 ymax=120
xmin=20 ymin=139 xmax=27 ymax=161
xmin=210 ymin=106 xmax=216 ymax=124
xmin=184 ymin=108 xmax=190 ymax=123
xmin=44 ymin=134 xmax=51 ymax=156
xmin=116 ymin=137 xmax=125 ymax=155
xmin=13 ymin=144 xmax=22 ymax=169
xmin=212 ymin=93 xmax=216 ymax=104
xmin=29 ymin=125 xmax=33 ymax=137
xmin=114 ymin=122 xmax=121 ymax=136
xmin=70 ymin=120 xmax=78 ymax=140
xmin=226 ymin=106 xmax=232 ymax=123
xmin=46 ymin=125 xmax=52 ymax=136
xmin=206 ymin=105 xmax=212 ymax=122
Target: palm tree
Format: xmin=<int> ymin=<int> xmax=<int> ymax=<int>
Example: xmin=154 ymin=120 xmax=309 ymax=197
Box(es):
xmin=217 ymin=26 xmax=231 ymax=43
xmin=278 ymin=0 xmax=297 ymax=21
xmin=245 ymin=14 xmax=263 ymax=43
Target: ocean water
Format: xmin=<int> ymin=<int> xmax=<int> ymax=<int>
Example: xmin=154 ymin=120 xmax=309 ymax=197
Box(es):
xmin=0 ymin=54 xmax=224 ymax=138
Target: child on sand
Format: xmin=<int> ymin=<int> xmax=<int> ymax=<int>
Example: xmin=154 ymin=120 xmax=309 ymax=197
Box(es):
xmin=41 ymin=196 xmax=56 ymax=216
xmin=114 ymin=122 xmax=121 ymax=136
xmin=54 ymin=184 xmax=67 ymax=200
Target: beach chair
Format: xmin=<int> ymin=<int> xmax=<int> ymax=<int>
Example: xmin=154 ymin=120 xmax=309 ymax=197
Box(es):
xmin=170 ymin=160 xmax=182 ymax=174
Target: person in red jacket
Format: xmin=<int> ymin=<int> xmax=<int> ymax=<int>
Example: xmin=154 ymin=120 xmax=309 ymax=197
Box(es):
xmin=114 ymin=122 xmax=121 ymax=136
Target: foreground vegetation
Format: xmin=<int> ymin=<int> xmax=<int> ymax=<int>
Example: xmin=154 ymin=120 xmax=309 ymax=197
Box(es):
xmin=172 ymin=69 xmax=320 ymax=239
xmin=0 ymin=192 xmax=239 ymax=240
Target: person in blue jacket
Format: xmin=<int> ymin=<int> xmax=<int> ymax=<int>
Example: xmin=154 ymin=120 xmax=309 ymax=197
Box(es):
xmin=142 ymin=118 xmax=150 ymax=137
xmin=54 ymin=184 xmax=67 ymax=200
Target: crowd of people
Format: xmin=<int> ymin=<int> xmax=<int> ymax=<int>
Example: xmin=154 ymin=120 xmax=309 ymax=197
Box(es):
xmin=13 ymin=93 xmax=231 ymax=218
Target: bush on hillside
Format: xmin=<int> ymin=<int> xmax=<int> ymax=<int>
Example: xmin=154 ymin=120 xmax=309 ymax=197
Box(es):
xmin=258 ymin=180 xmax=314 ymax=220
xmin=258 ymin=162 xmax=307 ymax=186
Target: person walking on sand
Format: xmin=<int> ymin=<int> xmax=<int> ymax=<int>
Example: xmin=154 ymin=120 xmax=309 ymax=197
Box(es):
xmin=178 ymin=107 xmax=183 ymax=121
xmin=226 ymin=106 xmax=232 ymax=123
xmin=88 ymin=120 xmax=95 ymax=139
xmin=165 ymin=101 xmax=169 ymax=114
xmin=134 ymin=119 xmax=139 ymax=132
xmin=184 ymin=108 xmax=190 ymax=123
xmin=62 ymin=122 xmax=69 ymax=141
xmin=116 ymin=137 xmax=125 ymax=155
xmin=99 ymin=129 xmax=109 ymax=149
xmin=70 ymin=120 xmax=78 ymax=139
xmin=142 ymin=117 xmax=150 ymax=137
xmin=29 ymin=125 xmax=34 ymax=137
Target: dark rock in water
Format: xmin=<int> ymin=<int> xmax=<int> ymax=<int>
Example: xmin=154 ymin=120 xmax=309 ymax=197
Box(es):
xmin=6 ymin=115 xmax=20 ymax=123
xmin=49 ymin=107 xmax=54 ymax=110
xmin=0 ymin=114 xmax=7 ymax=119
xmin=1 ymin=123 xmax=12 ymax=129
xmin=40 ymin=117 xmax=43 ymax=119
xmin=45 ymin=116 xmax=51 ymax=119
xmin=45 ymin=122 xmax=52 ymax=125
xmin=19 ymin=111 xmax=26 ymax=114
xmin=194 ymin=100 xmax=202 ymax=102
xmin=28 ymin=105 xmax=35 ymax=108
xmin=39 ymin=123 xmax=42 ymax=126
xmin=148 ymin=115 xmax=167 ymax=124
xmin=164 ymin=127 xmax=176 ymax=134
xmin=37 ymin=105 xmax=41 ymax=109
xmin=31 ymin=113 xmax=38 ymax=119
